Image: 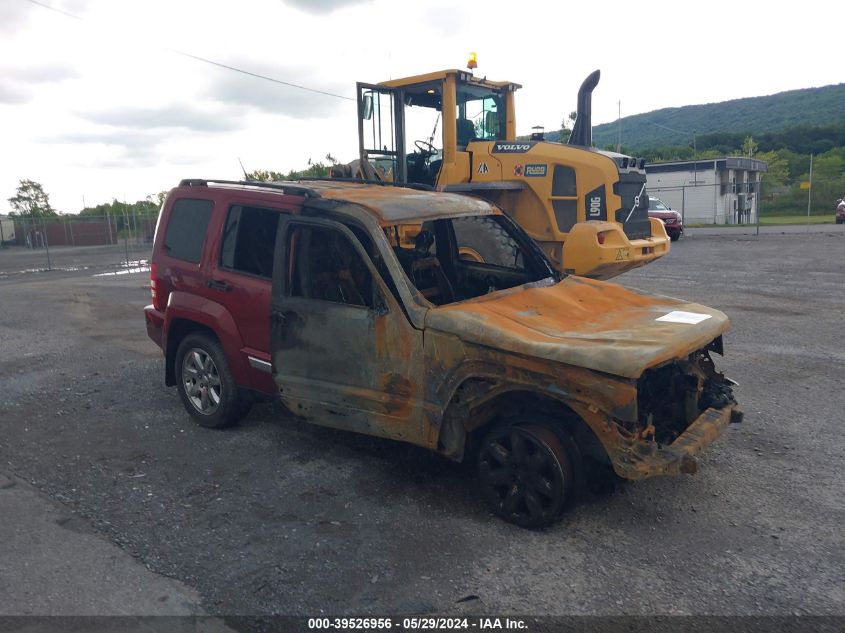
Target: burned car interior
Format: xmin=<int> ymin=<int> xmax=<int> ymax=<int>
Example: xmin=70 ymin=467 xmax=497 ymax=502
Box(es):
xmin=384 ymin=215 xmax=555 ymax=306
xmin=276 ymin=210 xmax=557 ymax=311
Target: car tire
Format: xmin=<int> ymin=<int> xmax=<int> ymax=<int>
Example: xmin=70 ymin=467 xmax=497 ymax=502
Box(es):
xmin=477 ymin=418 xmax=578 ymax=529
xmin=670 ymin=232 xmax=681 ymax=241
xmin=174 ymin=333 xmax=245 ymax=429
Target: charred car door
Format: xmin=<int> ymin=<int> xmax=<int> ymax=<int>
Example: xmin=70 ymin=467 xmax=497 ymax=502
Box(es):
xmin=270 ymin=216 xmax=427 ymax=445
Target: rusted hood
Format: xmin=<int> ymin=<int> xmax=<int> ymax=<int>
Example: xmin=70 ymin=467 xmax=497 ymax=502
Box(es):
xmin=426 ymin=276 xmax=730 ymax=379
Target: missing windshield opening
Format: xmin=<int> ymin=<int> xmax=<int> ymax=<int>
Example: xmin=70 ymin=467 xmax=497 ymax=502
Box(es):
xmin=384 ymin=215 xmax=553 ymax=306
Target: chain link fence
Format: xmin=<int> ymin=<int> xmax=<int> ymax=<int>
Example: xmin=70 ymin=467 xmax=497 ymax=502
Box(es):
xmin=0 ymin=212 xmax=157 ymax=277
xmin=648 ymin=176 xmax=843 ymax=227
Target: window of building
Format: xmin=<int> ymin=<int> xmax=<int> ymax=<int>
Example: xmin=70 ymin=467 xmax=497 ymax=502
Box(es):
xmin=219 ymin=205 xmax=280 ymax=278
xmin=287 ymin=226 xmax=375 ymax=309
xmin=163 ymin=199 xmax=213 ymax=263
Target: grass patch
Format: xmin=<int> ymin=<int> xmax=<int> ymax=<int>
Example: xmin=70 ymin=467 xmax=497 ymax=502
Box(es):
xmin=687 ymin=215 xmax=836 ymax=228
xmin=759 ymin=215 xmax=835 ymax=225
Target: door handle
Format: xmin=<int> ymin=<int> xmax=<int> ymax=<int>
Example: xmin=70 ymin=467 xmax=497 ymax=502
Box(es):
xmin=207 ymin=279 xmax=230 ymax=291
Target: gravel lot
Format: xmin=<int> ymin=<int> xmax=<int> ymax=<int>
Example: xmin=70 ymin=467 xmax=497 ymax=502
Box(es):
xmin=0 ymin=229 xmax=843 ymax=623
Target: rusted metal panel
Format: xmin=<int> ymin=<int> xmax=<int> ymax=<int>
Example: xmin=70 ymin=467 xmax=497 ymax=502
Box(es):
xmin=606 ymin=404 xmax=737 ymax=480
xmin=427 ymin=275 xmax=730 ymax=379
xmin=271 ymin=301 xmax=428 ymax=443
xmin=313 ymin=184 xmax=494 ymax=225
xmin=270 ymin=216 xmax=428 ymax=445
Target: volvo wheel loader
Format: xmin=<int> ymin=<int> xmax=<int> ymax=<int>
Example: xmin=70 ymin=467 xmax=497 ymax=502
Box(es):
xmin=337 ymin=66 xmax=670 ymax=280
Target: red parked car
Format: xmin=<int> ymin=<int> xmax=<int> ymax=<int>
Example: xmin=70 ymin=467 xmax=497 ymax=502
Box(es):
xmin=648 ymin=196 xmax=683 ymax=241
xmin=836 ymin=199 xmax=845 ymax=224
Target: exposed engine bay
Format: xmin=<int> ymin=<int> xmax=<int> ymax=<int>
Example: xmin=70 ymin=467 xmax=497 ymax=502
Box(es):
xmin=637 ymin=340 xmax=739 ymax=445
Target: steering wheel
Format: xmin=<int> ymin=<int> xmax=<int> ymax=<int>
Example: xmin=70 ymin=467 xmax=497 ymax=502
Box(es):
xmin=414 ymin=139 xmax=437 ymax=156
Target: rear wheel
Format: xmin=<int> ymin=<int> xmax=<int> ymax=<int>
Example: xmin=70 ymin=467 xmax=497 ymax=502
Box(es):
xmin=175 ymin=333 xmax=246 ymax=429
xmin=477 ymin=420 xmax=577 ymax=528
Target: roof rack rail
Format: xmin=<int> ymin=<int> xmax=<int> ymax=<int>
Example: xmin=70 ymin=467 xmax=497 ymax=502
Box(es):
xmin=178 ymin=179 xmax=321 ymax=198
xmin=298 ymin=177 xmax=435 ymax=192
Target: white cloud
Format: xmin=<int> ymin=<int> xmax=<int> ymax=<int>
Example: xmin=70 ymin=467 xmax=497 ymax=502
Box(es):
xmin=77 ymin=104 xmax=245 ymax=132
xmin=0 ymin=0 xmax=840 ymax=213
xmin=281 ymin=0 xmax=374 ymax=14
xmin=203 ymin=61 xmax=351 ymax=118
xmin=0 ymin=81 xmax=29 ymax=104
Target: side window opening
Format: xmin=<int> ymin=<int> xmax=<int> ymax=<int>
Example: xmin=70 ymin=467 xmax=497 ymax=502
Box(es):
xmin=163 ymin=199 xmax=213 ymax=263
xmin=386 ymin=221 xmax=455 ymax=305
xmin=220 ymin=205 xmax=280 ymax=278
xmin=286 ymin=226 xmax=376 ymax=309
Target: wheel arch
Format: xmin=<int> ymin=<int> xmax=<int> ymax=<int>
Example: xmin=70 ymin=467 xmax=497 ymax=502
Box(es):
xmin=436 ymin=378 xmax=610 ymax=467
xmin=162 ymin=291 xmax=249 ymax=387
xmin=165 ymin=319 xmax=219 ymax=386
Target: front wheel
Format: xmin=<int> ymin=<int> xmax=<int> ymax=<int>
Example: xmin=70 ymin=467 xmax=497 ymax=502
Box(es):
xmin=477 ymin=421 xmax=577 ymax=528
xmin=175 ymin=333 xmax=247 ymax=429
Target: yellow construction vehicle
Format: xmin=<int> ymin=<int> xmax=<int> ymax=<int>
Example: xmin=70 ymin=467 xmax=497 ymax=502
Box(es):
xmin=341 ymin=64 xmax=669 ymax=279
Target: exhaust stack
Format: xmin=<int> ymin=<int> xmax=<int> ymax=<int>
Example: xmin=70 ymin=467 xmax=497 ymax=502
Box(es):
xmin=568 ymin=69 xmax=601 ymax=147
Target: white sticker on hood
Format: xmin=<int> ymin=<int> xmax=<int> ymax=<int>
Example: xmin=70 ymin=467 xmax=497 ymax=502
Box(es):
xmin=656 ymin=311 xmax=712 ymax=324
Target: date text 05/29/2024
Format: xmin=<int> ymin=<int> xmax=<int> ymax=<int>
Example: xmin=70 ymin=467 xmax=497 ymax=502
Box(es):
xmin=308 ymin=617 xmax=528 ymax=630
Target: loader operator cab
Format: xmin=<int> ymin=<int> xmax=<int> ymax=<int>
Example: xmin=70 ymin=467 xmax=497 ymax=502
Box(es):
xmin=357 ymin=71 xmax=515 ymax=189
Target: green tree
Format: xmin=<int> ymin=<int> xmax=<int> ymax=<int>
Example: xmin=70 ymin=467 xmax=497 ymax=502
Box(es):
xmin=756 ymin=150 xmax=789 ymax=189
xmin=811 ymin=153 xmax=845 ymax=181
xmin=8 ymin=179 xmax=57 ymax=217
xmin=245 ymin=169 xmax=286 ymax=182
xmin=558 ymin=111 xmax=576 ymax=144
xmin=740 ymin=136 xmax=759 ymax=157
xmin=248 ymin=154 xmax=341 ymax=182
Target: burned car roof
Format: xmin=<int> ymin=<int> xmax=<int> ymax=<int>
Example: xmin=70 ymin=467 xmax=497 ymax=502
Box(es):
xmin=177 ymin=178 xmax=496 ymax=225
xmin=297 ymin=180 xmax=496 ymax=225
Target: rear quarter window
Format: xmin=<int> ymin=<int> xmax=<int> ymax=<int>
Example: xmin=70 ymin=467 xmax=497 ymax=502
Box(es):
xmin=163 ymin=199 xmax=214 ymax=263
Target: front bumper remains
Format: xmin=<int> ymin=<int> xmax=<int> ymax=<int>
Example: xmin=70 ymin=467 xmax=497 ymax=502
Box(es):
xmin=613 ymin=403 xmax=743 ymax=481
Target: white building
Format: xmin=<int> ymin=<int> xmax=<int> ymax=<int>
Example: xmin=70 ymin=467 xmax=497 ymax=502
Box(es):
xmin=646 ymin=157 xmax=768 ymax=225
xmin=0 ymin=215 xmax=16 ymax=245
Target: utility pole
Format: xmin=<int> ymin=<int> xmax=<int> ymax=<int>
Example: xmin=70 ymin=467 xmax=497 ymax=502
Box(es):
xmin=41 ymin=218 xmax=52 ymax=271
xmin=693 ymin=132 xmax=697 ymax=185
xmin=806 ymin=153 xmax=813 ymax=230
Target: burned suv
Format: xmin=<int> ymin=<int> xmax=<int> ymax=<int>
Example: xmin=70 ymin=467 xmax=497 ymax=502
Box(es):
xmin=145 ymin=179 xmax=740 ymax=528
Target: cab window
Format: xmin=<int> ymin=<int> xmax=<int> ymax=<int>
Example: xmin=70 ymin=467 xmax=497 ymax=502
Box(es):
xmin=457 ymin=89 xmax=505 ymax=143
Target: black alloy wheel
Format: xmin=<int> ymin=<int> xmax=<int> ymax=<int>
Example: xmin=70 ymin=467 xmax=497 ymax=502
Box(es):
xmin=478 ymin=422 xmax=575 ymax=529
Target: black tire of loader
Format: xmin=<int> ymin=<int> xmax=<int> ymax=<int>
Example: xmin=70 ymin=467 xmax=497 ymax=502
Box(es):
xmin=457 ymin=217 xmax=518 ymax=267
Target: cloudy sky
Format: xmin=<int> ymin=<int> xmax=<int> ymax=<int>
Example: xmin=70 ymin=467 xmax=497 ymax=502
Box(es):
xmin=2 ymin=0 xmax=841 ymax=213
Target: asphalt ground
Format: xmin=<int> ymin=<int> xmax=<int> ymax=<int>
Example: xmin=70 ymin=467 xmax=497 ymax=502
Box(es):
xmin=684 ymin=222 xmax=845 ymax=237
xmin=0 ymin=227 xmax=843 ymax=627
